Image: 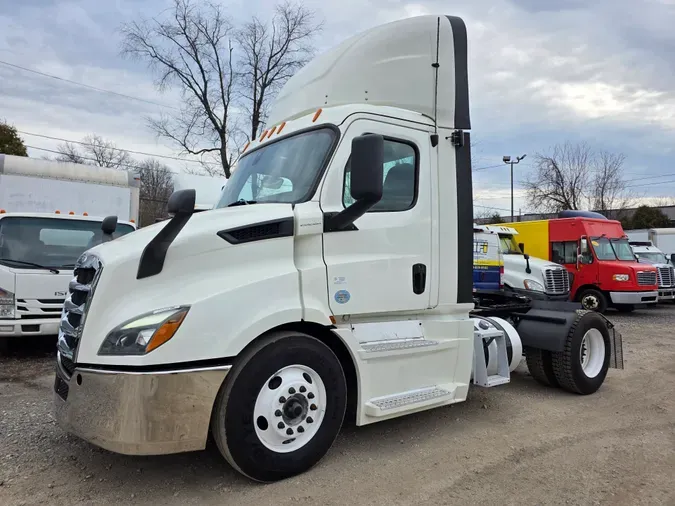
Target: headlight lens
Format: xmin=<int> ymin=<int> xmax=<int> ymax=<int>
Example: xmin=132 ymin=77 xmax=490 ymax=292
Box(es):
xmin=523 ymin=279 xmax=545 ymax=292
xmin=612 ymin=274 xmax=630 ymax=282
xmin=0 ymin=288 xmax=15 ymax=319
xmin=98 ymin=306 xmax=189 ymax=356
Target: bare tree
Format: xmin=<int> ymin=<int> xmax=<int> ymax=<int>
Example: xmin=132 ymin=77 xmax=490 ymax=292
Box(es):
xmin=590 ymin=151 xmax=633 ymax=218
xmin=523 ymin=141 xmax=592 ymax=212
xmin=120 ymin=0 xmax=241 ymax=177
xmin=56 ymin=134 xmax=133 ymax=169
xmin=138 ymin=159 xmax=175 ymax=226
xmin=237 ymin=1 xmax=322 ymax=140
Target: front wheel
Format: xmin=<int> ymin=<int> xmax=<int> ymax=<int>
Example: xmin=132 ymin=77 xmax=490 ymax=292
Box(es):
xmin=211 ymin=331 xmax=347 ymax=482
xmin=551 ymin=312 xmax=611 ymax=395
xmin=577 ymin=288 xmax=608 ymax=313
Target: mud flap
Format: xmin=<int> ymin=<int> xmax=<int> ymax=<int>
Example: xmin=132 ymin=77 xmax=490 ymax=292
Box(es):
xmin=593 ymin=311 xmax=624 ymax=370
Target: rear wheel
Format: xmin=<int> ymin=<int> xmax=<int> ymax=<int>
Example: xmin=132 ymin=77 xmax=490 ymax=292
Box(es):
xmin=211 ymin=331 xmax=347 ymax=482
xmin=577 ymin=288 xmax=608 ymax=313
xmin=551 ymin=312 xmax=611 ymax=395
xmin=525 ymin=347 xmax=558 ymax=387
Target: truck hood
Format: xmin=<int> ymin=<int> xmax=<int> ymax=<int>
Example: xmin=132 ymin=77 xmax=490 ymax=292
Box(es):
xmin=88 ymin=203 xmax=294 ymax=267
xmin=601 ymin=260 xmax=655 ymax=272
xmin=0 ymin=266 xmax=71 ymax=299
xmin=502 ymin=253 xmax=561 ymax=272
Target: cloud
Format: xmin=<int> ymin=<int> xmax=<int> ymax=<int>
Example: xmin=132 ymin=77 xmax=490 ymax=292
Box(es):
xmin=1 ymin=0 xmax=675 ymax=215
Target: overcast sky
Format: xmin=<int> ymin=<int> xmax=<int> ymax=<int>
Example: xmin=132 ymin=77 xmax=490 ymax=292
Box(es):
xmin=1 ymin=0 xmax=675 ymax=215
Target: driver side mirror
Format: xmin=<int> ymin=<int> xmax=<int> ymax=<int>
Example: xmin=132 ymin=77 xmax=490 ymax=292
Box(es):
xmin=670 ymin=253 xmax=675 ymax=265
xmin=518 ymin=242 xmax=525 ymax=254
xmin=325 ymin=134 xmax=384 ymax=232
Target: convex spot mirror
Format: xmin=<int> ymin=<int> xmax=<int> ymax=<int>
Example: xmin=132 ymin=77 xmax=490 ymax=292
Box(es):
xmin=168 ymin=189 xmax=197 ymax=215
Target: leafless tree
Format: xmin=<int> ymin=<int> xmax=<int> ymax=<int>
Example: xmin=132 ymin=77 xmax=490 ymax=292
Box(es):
xmin=589 ymin=151 xmax=633 ymax=218
xmin=137 ymin=159 xmax=175 ymax=226
xmin=120 ymin=0 xmax=242 ymax=177
xmin=237 ymin=1 xmax=322 ymax=140
xmin=523 ymin=141 xmax=591 ymax=212
xmin=56 ymin=134 xmax=132 ymax=169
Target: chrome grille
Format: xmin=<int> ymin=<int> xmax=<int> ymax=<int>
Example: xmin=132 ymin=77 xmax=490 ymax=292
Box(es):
xmin=637 ymin=271 xmax=657 ymax=286
xmin=56 ymin=253 xmax=102 ymax=366
xmin=544 ymin=266 xmax=570 ymax=294
xmin=657 ymin=266 xmax=675 ymax=287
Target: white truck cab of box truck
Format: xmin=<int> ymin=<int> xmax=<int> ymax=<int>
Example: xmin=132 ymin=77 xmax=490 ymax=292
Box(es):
xmin=0 ymin=155 xmax=138 ymax=346
xmin=628 ymin=240 xmax=675 ymax=302
xmin=54 ymin=15 xmax=622 ymax=482
xmin=481 ymin=225 xmax=571 ymax=301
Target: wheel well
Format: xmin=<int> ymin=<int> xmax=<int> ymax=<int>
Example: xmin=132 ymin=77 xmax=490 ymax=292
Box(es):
xmin=261 ymin=321 xmax=359 ymax=425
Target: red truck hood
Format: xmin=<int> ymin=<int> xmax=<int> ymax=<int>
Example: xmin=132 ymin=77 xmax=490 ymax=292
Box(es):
xmin=599 ymin=260 xmax=655 ymax=272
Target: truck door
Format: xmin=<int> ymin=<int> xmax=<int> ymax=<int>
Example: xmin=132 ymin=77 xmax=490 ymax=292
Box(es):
xmin=320 ymin=119 xmax=433 ymax=315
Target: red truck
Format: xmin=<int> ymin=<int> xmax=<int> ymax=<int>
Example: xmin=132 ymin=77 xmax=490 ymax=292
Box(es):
xmin=504 ymin=214 xmax=659 ymax=313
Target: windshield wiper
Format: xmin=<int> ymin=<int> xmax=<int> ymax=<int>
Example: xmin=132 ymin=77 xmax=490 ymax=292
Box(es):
xmin=227 ymin=199 xmax=257 ymax=207
xmin=0 ymin=259 xmax=60 ymax=274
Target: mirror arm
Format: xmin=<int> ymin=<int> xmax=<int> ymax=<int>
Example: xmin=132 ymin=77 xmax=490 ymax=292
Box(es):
xmin=324 ymin=197 xmax=380 ymax=233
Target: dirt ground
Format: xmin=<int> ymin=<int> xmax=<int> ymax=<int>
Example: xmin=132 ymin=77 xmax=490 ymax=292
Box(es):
xmin=1 ymin=308 xmax=674 ymax=506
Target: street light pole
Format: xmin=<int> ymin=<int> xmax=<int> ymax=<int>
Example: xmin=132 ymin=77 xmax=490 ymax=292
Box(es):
xmin=503 ymin=154 xmax=527 ymax=220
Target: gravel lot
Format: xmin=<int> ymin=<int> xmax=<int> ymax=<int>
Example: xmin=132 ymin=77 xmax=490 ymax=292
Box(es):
xmin=1 ymin=308 xmax=674 ymax=506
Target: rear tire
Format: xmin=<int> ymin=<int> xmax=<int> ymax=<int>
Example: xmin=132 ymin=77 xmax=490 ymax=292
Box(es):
xmin=525 ymin=347 xmax=558 ymax=387
xmin=211 ymin=331 xmax=347 ymax=482
xmin=577 ymin=288 xmax=608 ymax=313
xmin=551 ymin=312 xmax=611 ymax=395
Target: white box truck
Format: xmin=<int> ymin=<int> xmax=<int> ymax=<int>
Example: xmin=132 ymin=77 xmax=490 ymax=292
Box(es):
xmin=53 ymin=15 xmax=623 ymax=482
xmin=627 ymin=228 xmax=675 ymax=265
xmin=0 ymin=154 xmax=137 ymax=349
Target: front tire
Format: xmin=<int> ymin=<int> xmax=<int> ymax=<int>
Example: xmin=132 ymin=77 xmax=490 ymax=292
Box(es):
xmin=577 ymin=288 xmax=608 ymax=313
xmin=211 ymin=331 xmax=347 ymax=482
xmin=551 ymin=312 xmax=611 ymax=395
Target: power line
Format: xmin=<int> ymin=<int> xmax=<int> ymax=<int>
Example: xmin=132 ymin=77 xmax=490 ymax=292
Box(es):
xmin=473 ymin=163 xmax=505 ymax=172
xmin=0 ymin=59 xmax=178 ymax=111
xmin=18 ymin=130 xmax=203 ymax=164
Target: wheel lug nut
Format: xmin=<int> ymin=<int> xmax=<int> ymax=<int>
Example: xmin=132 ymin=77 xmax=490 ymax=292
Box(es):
xmin=299 ymin=386 xmax=306 ymax=393
xmin=288 ymin=387 xmax=296 ymax=394
xmin=278 ymin=422 xmax=285 ymax=429
xmin=275 ymin=409 xmax=282 ymax=417
xmin=298 ymin=426 xmax=305 ymax=433
xmin=286 ymin=428 xmax=294 ymax=435
xmin=307 ymin=392 xmax=315 ymax=399
xmin=310 ymin=404 xmax=317 ymax=411
xmin=306 ymin=416 xmax=313 ymax=423
xmin=279 ymin=396 xmax=286 ymax=403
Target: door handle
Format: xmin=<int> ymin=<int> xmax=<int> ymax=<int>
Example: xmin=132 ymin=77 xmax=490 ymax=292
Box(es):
xmin=412 ymin=264 xmax=426 ymax=294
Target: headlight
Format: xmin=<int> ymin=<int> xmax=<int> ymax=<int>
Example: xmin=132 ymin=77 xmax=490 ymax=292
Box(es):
xmin=612 ymin=274 xmax=630 ymax=282
xmin=0 ymin=288 xmax=15 ymax=319
xmin=98 ymin=306 xmax=189 ymax=356
xmin=523 ymin=279 xmax=545 ymax=292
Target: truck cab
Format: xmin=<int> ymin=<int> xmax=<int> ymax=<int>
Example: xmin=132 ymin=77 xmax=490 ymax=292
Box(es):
xmin=481 ymin=225 xmax=570 ymax=301
xmin=505 ymin=216 xmax=658 ymax=313
xmin=629 ymin=241 xmax=675 ymax=302
xmin=0 ymin=212 xmax=135 ymax=344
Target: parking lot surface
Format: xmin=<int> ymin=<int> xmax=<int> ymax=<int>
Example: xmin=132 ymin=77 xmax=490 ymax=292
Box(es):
xmin=1 ymin=309 xmax=674 ymax=506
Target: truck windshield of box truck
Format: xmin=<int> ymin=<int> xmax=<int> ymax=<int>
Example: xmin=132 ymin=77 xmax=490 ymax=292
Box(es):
xmin=498 ymin=234 xmax=523 ymax=255
xmin=0 ymin=217 xmax=135 ymax=271
xmin=591 ymin=237 xmax=636 ymax=262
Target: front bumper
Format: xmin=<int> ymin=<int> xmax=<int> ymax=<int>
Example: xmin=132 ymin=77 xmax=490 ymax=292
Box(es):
xmin=609 ymin=290 xmax=658 ymax=305
xmin=510 ymin=287 xmax=570 ymax=302
xmin=0 ymin=317 xmax=60 ymax=337
xmin=53 ymin=353 xmax=230 ymax=455
xmin=658 ymin=287 xmax=675 ymax=301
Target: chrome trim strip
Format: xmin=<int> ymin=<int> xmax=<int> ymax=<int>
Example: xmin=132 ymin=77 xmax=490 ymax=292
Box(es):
xmin=75 ymin=364 xmax=232 ymax=376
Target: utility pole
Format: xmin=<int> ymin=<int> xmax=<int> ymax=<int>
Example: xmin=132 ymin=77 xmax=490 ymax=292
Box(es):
xmin=503 ymin=154 xmax=526 ymax=220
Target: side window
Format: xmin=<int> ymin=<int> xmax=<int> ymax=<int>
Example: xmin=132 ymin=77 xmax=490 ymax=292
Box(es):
xmin=342 ymin=138 xmax=417 ymax=212
xmin=551 ymin=241 xmax=578 ymax=264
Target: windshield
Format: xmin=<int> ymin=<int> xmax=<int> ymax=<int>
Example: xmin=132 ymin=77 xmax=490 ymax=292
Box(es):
xmin=0 ymin=217 xmax=135 ymax=270
xmin=216 ymin=127 xmax=338 ymax=208
xmin=498 ymin=234 xmax=522 ymax=255
xmin=591 ymin=237 xmax=635 ymax=261
xmin=634 ymin=251 xmax=668 ymax=264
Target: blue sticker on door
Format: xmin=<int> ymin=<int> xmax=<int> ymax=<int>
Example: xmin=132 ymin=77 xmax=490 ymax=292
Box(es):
xmin=334 ymin=290 xmax=351 ymax=304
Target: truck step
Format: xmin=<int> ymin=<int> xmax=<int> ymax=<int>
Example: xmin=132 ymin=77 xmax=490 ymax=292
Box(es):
xmin=472 ymin=321 xmax=511 ymax=388
xmin=364 ymin=386 xmax=454 ymax=417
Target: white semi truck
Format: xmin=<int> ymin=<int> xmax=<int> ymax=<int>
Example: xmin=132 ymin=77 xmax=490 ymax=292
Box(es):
xmin=0 ymin=155 xmax=137 ymax=349
xmin=627 ymin=228 xmax=675 ymax=266
xmin=54 ymin=15 xmax=623 ymax=482
xmin=480 ymin=224 xmax=571 ymax=301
